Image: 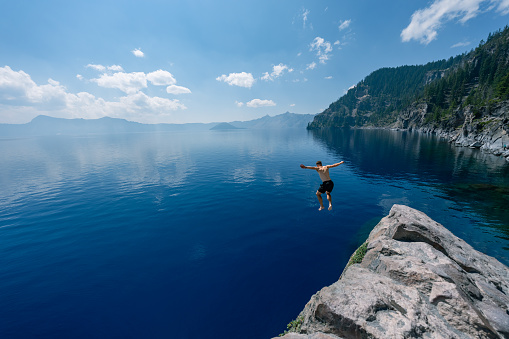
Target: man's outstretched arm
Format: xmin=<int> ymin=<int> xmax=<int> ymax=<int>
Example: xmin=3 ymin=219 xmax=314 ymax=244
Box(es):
xmin=300 ymin=164 xmax=318 ymax=169
xmin=325 ymin=161 xmax=345 ymax=168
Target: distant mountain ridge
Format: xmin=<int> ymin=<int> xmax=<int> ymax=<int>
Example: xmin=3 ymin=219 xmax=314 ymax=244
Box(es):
xmin=230 ymin=112 xmax=315 ymax=129
xmin=0 ymin=112 xmax=315 ymax=137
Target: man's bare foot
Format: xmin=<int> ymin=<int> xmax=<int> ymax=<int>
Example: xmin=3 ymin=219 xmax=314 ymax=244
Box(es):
xmin=328 ymin=205 xmax=332 ymax=211
xmin=318 ymin=206 xmax=325 ymax=211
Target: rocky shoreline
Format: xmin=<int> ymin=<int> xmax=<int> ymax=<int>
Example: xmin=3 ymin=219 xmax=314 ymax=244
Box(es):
xmin=276 ymin=205 xmax=509 ymax=339
xmin=393 ymin=101 xmax=509 ymax=163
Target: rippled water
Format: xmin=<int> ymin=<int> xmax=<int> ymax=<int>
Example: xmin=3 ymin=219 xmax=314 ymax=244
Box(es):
xmin=0 ymin=129 xmax=508 ymax=338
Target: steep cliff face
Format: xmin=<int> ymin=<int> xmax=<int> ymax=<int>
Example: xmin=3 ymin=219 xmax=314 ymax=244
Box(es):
xmin=276 ymin=205 xmax=509 ymax=339
xmin=393 ymin=100 xmax=509 ymax=159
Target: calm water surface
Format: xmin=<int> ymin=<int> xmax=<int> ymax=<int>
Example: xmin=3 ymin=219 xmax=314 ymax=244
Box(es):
xmin=0 ymin=128 xmax=508 ymax=338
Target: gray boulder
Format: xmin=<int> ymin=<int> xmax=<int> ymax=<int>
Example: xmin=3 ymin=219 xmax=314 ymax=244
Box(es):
xmin=277 ymin=205 xmax=509 ymax=339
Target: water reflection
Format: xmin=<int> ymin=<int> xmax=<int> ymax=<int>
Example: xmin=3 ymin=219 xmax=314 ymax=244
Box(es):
xmin=0 ymin=134 xmax=197 ymax=210
xmin=310 ymin=128 xmax=509 ymax=241
xmin=310 ymin=128 xmax=509 ymax=181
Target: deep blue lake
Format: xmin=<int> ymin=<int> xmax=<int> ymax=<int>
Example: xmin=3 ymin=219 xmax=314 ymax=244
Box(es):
xmin=1 ymin=128 xmax=508 ymax=338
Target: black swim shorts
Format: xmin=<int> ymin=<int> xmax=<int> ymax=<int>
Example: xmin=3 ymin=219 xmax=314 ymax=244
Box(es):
xmin=318 ymin=180 xmax=334 ymax=193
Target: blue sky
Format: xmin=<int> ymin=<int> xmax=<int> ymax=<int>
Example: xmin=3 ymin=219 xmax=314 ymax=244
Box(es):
xmin=1 ymin=0 xmax=508 ymax=124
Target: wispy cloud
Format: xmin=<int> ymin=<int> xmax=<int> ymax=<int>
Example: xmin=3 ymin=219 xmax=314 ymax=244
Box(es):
xmin=401 ymin=0 xmax=509 ymax=45
xmin=216 ymin=72 xmax=256 ymax=88
xmin=261 ymin=64 xmax=294 ymax=81
xmin=86 ymin=64 xmax=106 ymax=71
xmin=451 ymin=41 xmax=471 ymax=48
xmin=108 ymin=65 xmax=124 ymax=72
xmin=86 ymin=64 xmax=124 ymax=72
xmin=302 ymin=9 xmax=310 ymax=29
xmin=499 ymin=0 xmax=509 ymax=14
xmin=307 ymin=62 xmax=317 ymax=70
xmin=310 ymin=37 xmax=333 ymax=64
xmin=166 ymin=85 xmax=191 ymax=94
xmin=338 ymin=19 xmax=351 ymax=31
xmin=132 ymin=48 xmax=145 ymax=57
xmin=246 ymin=99 xmax=276 ymax=108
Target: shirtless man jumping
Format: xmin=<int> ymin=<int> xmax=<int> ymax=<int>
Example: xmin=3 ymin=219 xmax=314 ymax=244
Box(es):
xmin=300 ymin=161 xmax=344 ymax=211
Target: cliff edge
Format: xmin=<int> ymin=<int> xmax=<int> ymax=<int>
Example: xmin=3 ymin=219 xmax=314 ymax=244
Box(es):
xmin=277 ymin=205 xmax=509 ymax=339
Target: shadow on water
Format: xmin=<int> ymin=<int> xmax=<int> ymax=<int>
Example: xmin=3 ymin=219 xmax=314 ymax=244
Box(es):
xmin=310 ymin=128 xmax=509 ymax=242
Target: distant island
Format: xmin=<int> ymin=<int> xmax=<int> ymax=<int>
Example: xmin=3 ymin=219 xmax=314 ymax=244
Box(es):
xmin=210 ymin=122 xmax=242 ymax=130
xmin=0 ymin=112 xmax=315 ymax=137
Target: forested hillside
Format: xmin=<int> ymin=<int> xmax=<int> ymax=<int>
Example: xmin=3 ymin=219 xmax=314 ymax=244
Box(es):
xmin=308 ymin=25 xmax=509 ymax=131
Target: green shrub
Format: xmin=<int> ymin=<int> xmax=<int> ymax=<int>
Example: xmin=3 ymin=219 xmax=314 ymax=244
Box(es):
xmin=279 ymin=316 xmax=304 ymax=336
xmin=349 ymin=241 xmax=368 ymax=266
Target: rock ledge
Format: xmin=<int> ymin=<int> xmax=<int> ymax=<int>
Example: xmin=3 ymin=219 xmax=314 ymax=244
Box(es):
xmin=277 ymin=205 xmax=509 ymax=339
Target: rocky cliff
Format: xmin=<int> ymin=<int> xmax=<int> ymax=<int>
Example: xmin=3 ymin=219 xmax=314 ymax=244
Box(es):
xmin=394 ymin=100 xmax=509 ymax=161
xmin=276 ymin=205 xmax=509 ymax=339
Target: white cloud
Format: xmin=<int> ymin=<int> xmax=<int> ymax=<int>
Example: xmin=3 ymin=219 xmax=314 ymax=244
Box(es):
xmin=325 ymin=76 xmax=333 ymax=79
xmin=246 ymin=99 xmax=276 ymax=108
xmin=302 ymin=9 xmax=310 ymax=28
xmin=338 ymin=19 xmax=351 ymax=30
xmin=451 ymin=41 xmax=471 ymax=48
xmin=216 ymin=72 xmax=256 ymax=88
xmin=261 ymin=63 xmax=294 ymax=81
xmin=116 ymin=91 xmax=185 ymax=113
xmin=86 ymin=64 xmax=106 ymax=71
xmin=86 ymin=64 xmax=124 ymax=72
xmin=307 ymin=62 xmax=317 ymax=70
xmin=0 ymin=66 xmax=186 ymax=124
xmin=498 ymin=0 xmax=509 ymax=14
xmin=290 ymin=103 xmax=296 ymax=107
xmin=89 ymin=69 xmax=184 ymax=95
xmin=310 ymin=37 xmax=333 ymax=64
xmin=132 ymin=48 xmax=145 ymax=57
xmin=235 ymin=101 xmax=244 ymax=107
xmin=147 ymin=69 xmax=177 ymax=86
xmin=401 ymin=0 xmax=509 ymax=44
xmin=166 ymin=85 xmax=191 ymax=94
xmin=48 ymin=78 xmax=60 ymax=86
xmin=108 ymin=65 xmax=124 ymax=72
xmin=92 ymin=72 xmax=147 ymax=94
xmin=76 ymin=74 xmax=83 ymax=80
xmin=0 ymin=66 xmax=67 ymax=108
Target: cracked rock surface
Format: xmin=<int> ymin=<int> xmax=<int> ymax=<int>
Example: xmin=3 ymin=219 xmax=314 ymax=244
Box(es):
xmin=276 ymin=205 xmax=509 ymax=339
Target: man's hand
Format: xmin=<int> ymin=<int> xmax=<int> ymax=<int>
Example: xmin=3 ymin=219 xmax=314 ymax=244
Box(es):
xmin=300 ymin=164 xmax=306 ymax=169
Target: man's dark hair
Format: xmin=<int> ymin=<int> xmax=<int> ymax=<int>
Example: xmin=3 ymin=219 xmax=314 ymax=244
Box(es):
xmin=316 ymin=161 xmax=322 ymax=166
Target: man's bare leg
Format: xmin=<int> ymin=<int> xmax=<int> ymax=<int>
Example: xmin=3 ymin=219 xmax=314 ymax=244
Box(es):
xmin=316 ymin=191 xmax=325 ymax=211
xmin=326 ymin=192 xmax=332 ymax=210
